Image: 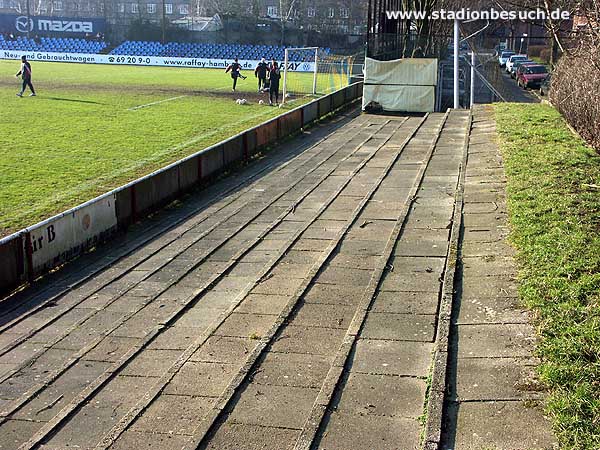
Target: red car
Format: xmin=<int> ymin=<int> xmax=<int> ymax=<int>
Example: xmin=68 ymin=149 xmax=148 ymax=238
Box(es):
xmin=517 ymin=64 xmax=549 ymax=89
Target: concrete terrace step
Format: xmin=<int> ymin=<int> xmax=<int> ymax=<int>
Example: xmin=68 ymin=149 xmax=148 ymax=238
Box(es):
xmin=0 ymin=106 xmax=555 ymax=450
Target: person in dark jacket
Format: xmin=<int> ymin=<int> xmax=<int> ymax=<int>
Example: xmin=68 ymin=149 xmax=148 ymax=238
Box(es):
xmin=16 ymin=55 xmax=36 ymax=97
xmin=268 ymin=60 xmax=281 ymax=106
xmin=255 ymin=57 xmax=268 ymax=92
xmin=225 ymin=58 xmax=247 ymax=92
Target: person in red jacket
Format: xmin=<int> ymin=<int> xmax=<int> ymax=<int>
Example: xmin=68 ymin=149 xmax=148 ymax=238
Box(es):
xmin=16 ymin=55 xmax=36 ymax=97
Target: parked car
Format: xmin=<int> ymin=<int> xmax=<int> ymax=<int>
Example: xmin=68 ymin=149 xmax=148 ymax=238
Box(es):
xmin=540 ymin=74 xmax=552 ymax=96
xmin=515 ymin=63 xmax=539 ymax=83
xmin=517 ymin=65 xmax=549 ymax=89
xmin=511 ymin=60 xmax=535 ymax=78
xmin=506 ymin=54 xmax=528 ymax=73
xmin=499 ymin=50 xmax=515 ymax=67
xmin=494 ymin=42 xmax=508 ymax=56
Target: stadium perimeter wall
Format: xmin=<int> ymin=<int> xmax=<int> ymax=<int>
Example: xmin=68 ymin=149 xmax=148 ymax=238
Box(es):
xmin=0 ymin=50 xmax=316 ymax=72
xmin=0 ymin=82 xmax=363 ymax=296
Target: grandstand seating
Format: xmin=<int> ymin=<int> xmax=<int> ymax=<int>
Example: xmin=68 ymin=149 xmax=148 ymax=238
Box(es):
xmin=0 ymin=34 xmax=107 ymax=54
xmin=0 ymin=34 xmax=330 ymax=62
xmin=110 ymin=41 xmax=331 ymax=61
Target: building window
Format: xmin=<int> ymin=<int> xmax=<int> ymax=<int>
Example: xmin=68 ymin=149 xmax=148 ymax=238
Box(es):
xmin=131 ymin=2 xmax=138 ymax=13
xmin=340 ymin=7 xmax=349 ymax=18
xmin=53 ymin=1 xmax=63 ymax=10
xmin=179 ymin=4 xmax=189 ymax=14
xmin=118 ymin=3 xmax=124 ymax=12
xmin=147 ymin=3 xmax=156 ymax=13
xmin=165 ymin=3 xmax=172 ymax=14
xmin=307 ymin=6 xmax=315 ymax=17
xmin=72 ymin=1 xmax=79 ymax=10
xmin=39 ymin=0 xmax=48 ymax=12
xmin=267 ymin=5 xmax=278 ymax=17
xmin=327 ymin=7 xmax=334 ymax=18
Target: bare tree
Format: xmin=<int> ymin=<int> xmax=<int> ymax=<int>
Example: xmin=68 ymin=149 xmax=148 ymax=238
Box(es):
xmin=279 ymin=0 xmax=297 ymax=45
xmin=494 ymin=0 xmax=579 ymax=64
xmin=208 ymin=0 xmax=242 ymax=16
xmin=550 ymin=0 xmax=600 ymax=149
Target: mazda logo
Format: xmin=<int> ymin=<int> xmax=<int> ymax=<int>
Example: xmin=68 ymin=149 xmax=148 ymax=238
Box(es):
xmin=16 ymin=16 xmax=34 ymax=33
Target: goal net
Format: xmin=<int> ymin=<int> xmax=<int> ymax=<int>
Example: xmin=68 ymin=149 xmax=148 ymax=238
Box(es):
xmin=282 ymin=47 xmax=357 ymax=103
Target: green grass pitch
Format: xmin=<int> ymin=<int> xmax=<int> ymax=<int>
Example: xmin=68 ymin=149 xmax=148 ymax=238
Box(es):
xmin=0 ymin=60 xmax=343 ymax=237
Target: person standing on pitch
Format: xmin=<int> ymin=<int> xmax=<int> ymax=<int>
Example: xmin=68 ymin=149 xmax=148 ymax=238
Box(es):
xmin=16 ymin=55 xmax=36 ymax=97
xmin=268 ymin=60 xmax=281 ymax=106
xmin=255 ymin=57 xmax=268 ymax=92
xmin=225 ymin=58 xmax=246 ymax=92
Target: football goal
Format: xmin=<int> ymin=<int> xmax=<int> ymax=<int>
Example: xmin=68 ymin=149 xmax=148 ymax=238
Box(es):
xmin=282 ymin=47 xmax=357 ymax=104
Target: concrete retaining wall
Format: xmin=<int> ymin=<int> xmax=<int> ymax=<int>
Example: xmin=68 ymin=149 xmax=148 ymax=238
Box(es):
xmin=0 ymin=82 xmax=363 ymax=296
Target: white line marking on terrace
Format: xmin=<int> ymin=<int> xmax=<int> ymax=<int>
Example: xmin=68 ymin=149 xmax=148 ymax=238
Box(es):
xmin=128 ymin=95 xmax=187 ymax=110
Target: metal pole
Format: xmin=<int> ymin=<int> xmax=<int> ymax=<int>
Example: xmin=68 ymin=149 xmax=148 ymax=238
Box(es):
xmin=26 ymin=0 xmax=31 ymax=39
xmin=347 ymin=56 xmax=351 ymax=85
xmin=367 ymin=0 xmax=371 ymax=54
xmin=161 ymin=0 xmax=166 ymax=44
xmin=470 ymin=51 xmax=475 ymax=108
xmin=312 ymin=47 xmax=318 ymax=95
xmin=282 ymin=49 xmax=289 ymax=105
xmin=453 ymin=18 xmax=459 ymax=109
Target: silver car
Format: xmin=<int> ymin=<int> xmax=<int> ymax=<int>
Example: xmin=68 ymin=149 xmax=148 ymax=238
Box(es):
xmin=505 ymin=54 xmax=528 ymax=73
xmin=498 ymin=50 xmax=515 ymax=67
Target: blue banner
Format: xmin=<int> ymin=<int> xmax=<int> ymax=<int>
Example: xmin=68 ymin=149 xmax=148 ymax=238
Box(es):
xmin=0 ymin=14 xmax=105 ymax=35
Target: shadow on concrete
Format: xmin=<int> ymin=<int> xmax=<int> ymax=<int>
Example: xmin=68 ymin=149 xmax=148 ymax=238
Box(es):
xmin=0 ymin=108 xmax=361 ymax=326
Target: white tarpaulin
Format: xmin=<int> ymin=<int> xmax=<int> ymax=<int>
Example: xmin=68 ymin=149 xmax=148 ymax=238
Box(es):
xmin=362 ymin=57 xmax=438 ymax=112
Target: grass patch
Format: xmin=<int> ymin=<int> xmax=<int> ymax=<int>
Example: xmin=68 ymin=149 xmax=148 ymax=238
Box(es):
xmin=0 ymin=60 xmax=344 ymax=236
xmin=530 ymin=56 xmax=549 ymax=66
xmin=494 ymin=103 xmax=600 ymax=449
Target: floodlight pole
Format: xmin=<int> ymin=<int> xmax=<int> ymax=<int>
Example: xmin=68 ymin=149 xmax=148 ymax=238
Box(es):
xmin=453 ymin=18 xmax=460 ymax=109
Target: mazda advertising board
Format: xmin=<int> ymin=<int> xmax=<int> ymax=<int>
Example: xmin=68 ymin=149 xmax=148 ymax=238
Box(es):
xmin=0 ymin=13 xmax=105 ymax=35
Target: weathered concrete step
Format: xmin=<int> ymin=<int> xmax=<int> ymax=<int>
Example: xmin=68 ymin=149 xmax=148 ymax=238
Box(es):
xmin=313 ymin=110 xmax=469 ymax=450
xmin=0 ymin=112 xmax=382 ymax=449
xmin=440 ymin=105 xmax=556 ymax=450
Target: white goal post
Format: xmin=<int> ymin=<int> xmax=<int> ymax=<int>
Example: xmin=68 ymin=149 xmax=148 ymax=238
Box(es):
xmin=282 ymin=47 xmax=319 ymax=105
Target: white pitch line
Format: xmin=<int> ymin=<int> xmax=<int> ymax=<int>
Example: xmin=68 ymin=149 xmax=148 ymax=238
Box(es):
xmin=128 ymin=95 xmax=187 ymax=111
xmin=10 ymin=103 xmax=297 ymax=221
